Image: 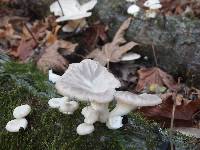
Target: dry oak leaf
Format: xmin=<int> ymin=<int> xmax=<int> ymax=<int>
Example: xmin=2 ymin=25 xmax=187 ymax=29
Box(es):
xmin=10 ymin=21 xmax=49 ymax=61
xmin=37 ymin=40 xmax=78 ymax=73
xmin=139 ymin=96 xmax=200 ymax=127
xmin=10 ymin=38 xmax=37 ymax=61
xmin=135 ymin=67 xmax=178 ymax=92
xmin=87 ymin=18 xmax=138 ymax=66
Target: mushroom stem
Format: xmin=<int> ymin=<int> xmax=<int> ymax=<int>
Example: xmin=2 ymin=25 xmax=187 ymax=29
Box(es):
xmin=91 ymin=101 xmax=110 ymax=123
xmin=109 ymin=101 xmax=137 ymax=117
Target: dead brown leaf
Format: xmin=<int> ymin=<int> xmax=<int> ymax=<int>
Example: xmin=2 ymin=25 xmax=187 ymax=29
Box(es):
xmin=139 ymin=96 xmax=200 ymax=127
xmin=10 ymin=39 xmax=37 ymax=60
xmin=135 ymin=67 xmax=178 ymax=92
xmin=37 ymin=40 xmax=78 ymax=73
xmin=87 ymin=18 xmax=138 ymax=66
xmin=10 ymin=20 xmax=48 ymax=61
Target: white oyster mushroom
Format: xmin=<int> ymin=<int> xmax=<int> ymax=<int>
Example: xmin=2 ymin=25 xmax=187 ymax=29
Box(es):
xmin=106 ymin=116 xmax=123 ymax=130
xmin=6 ymin=118 xmax=28 ymax=132
xmin=109 ymin=91 xmax=162 ymax=117
xmin=49 ymin=70 xmax=61 ymax=83
xmin=13 ymin=104 xmax=31 ymax=119
xmin=81 ymin=106 xmax=99 ymax=124
xmin=77 ymin=123 xmax=95 ymax=135
xmin=59 ymin=101 xmax=79 ymax=114
xmin=48 ymin=97 xmax=69 ymax=108
xmin=50 ymin=0 xmax=97 ymax=22
xmin=56 ymin=59 xmax=121 ymax=122
xmin=121 ymin=53 xmax=141 ymax=61
xmin=127 ymin=4 xmax=140 ymax=17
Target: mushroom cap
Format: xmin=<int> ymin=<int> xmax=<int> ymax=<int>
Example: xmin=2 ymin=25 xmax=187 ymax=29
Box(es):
xmin=55 ymin=59 xmax=121 ymax=103
xmin=121 ymin=53 xmax=141 ymax=61
xmin=115 ymin=91 xmax=162 ymax=107
xmin=50 ymin=0 xmax=97 ymax=22
xmin=81 ymin=106 xmax=99 ymax=124
xmin=144 ymin=0 xmax=160 ymax=7
xmin=106 ymin=116 xmax=123 ymax=130
xmin=13 ymin=104 xmax=31 ymax=119
xmin=6 ymin=118 xmax=28 ymax=132
xmin=149 ymin=4 xmax=162 ymax=9
xmin=49 ymin=70 xmax=61 ymax=83
xmin=59 ymin=101 xmax=79 ymax=114
xmin=127 ymin=4 xmax=140 ymax=16
xmin=48 ymin=97 xmax=69 ymax=108
xmin=76 ymin=123 xmax=94 ymax=135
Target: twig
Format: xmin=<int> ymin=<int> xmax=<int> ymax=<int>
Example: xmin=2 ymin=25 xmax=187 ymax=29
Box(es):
xmin=57 ymin=0 xmax=64 ymax=16
xmin=23 ymin=23 xmax=38 ymax=45
xmin=107 ymin=61 xmax=110 ymax=71
xmin=152 ymin=44 xmax=158 ymax=66
xmin=169 ymin=77 xmax=181 ymax=150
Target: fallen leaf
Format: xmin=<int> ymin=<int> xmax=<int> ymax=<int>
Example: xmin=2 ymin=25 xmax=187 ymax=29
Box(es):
xmin=87 ymin=18 xmax=138 ymax=66
xmin=10 ymin=39 xmax=37 ymax=60
xmin=10 ymin=20 xmax=48 ymax=61
xmin=139 ymin=96 xmax=200 ymax=127
xmin=135 ymin=67 xmax=178 ymax=92
xmin=0 ymin=23 xmax=14 ymax=38
xmin=37 ymin=40 xmax=77 ymax=73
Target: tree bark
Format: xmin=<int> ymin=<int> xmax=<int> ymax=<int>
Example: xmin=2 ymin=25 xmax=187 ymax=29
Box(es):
xmin=14 ymin=0 xmax=200 ymax=86
xmin=94 ymin=0 xmax=200 ymax=86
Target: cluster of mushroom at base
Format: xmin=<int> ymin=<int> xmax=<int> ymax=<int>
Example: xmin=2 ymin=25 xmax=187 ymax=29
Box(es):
xmin=49 ymin=59 xmax=162 ymax=135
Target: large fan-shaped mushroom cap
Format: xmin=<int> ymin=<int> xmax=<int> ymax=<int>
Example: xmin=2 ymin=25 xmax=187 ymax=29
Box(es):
xmin=55 ymin=59 xmax=121 ymax=103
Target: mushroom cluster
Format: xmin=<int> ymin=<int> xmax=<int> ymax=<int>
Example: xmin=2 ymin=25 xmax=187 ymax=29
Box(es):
xmin=49 ymin=59 xmax=162 ymax=135
xmin=6 ymin=104 xmax=31 ymax=132
xmin=50 ymin=0 xmax=97 ymax=32
xmin=50 ymin=0 xmax=97 ymax=22
xmin=55 ymin=59 xmax=121 ymax=135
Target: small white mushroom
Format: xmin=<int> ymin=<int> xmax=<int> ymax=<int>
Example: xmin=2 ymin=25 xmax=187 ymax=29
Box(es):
xmin=109 ymin=91 xmax=162 ymax=117
xmin=81 ymin=106 xmax=99 ymax=124
xmin=59 ymin=101 xmax=79 ymax=114
xmin=48 ymin=97 xmax=69 ymax=108
xmin=121 ymin=53 xmax=141 ymax=61
xmin=144 ymin=0 xmax=162 ymax=18
xmin=76 ymin=123 xmax=95 ymax=135
xmin=106 ymin=116 xmax=123 ymax=130
xmin=13 ymin=104 xmax=31 ymax=119
xmin=48 ymin=70 xmax=61 ymax=83
xmin=127 ymin=4 xmax=140 ymax=17
xmin=6 ymin=118 xmax=28 ymax=132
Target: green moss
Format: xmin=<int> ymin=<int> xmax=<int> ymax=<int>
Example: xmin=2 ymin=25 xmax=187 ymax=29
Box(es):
xmin=0 ymin=59 xmax=199 ymax=150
